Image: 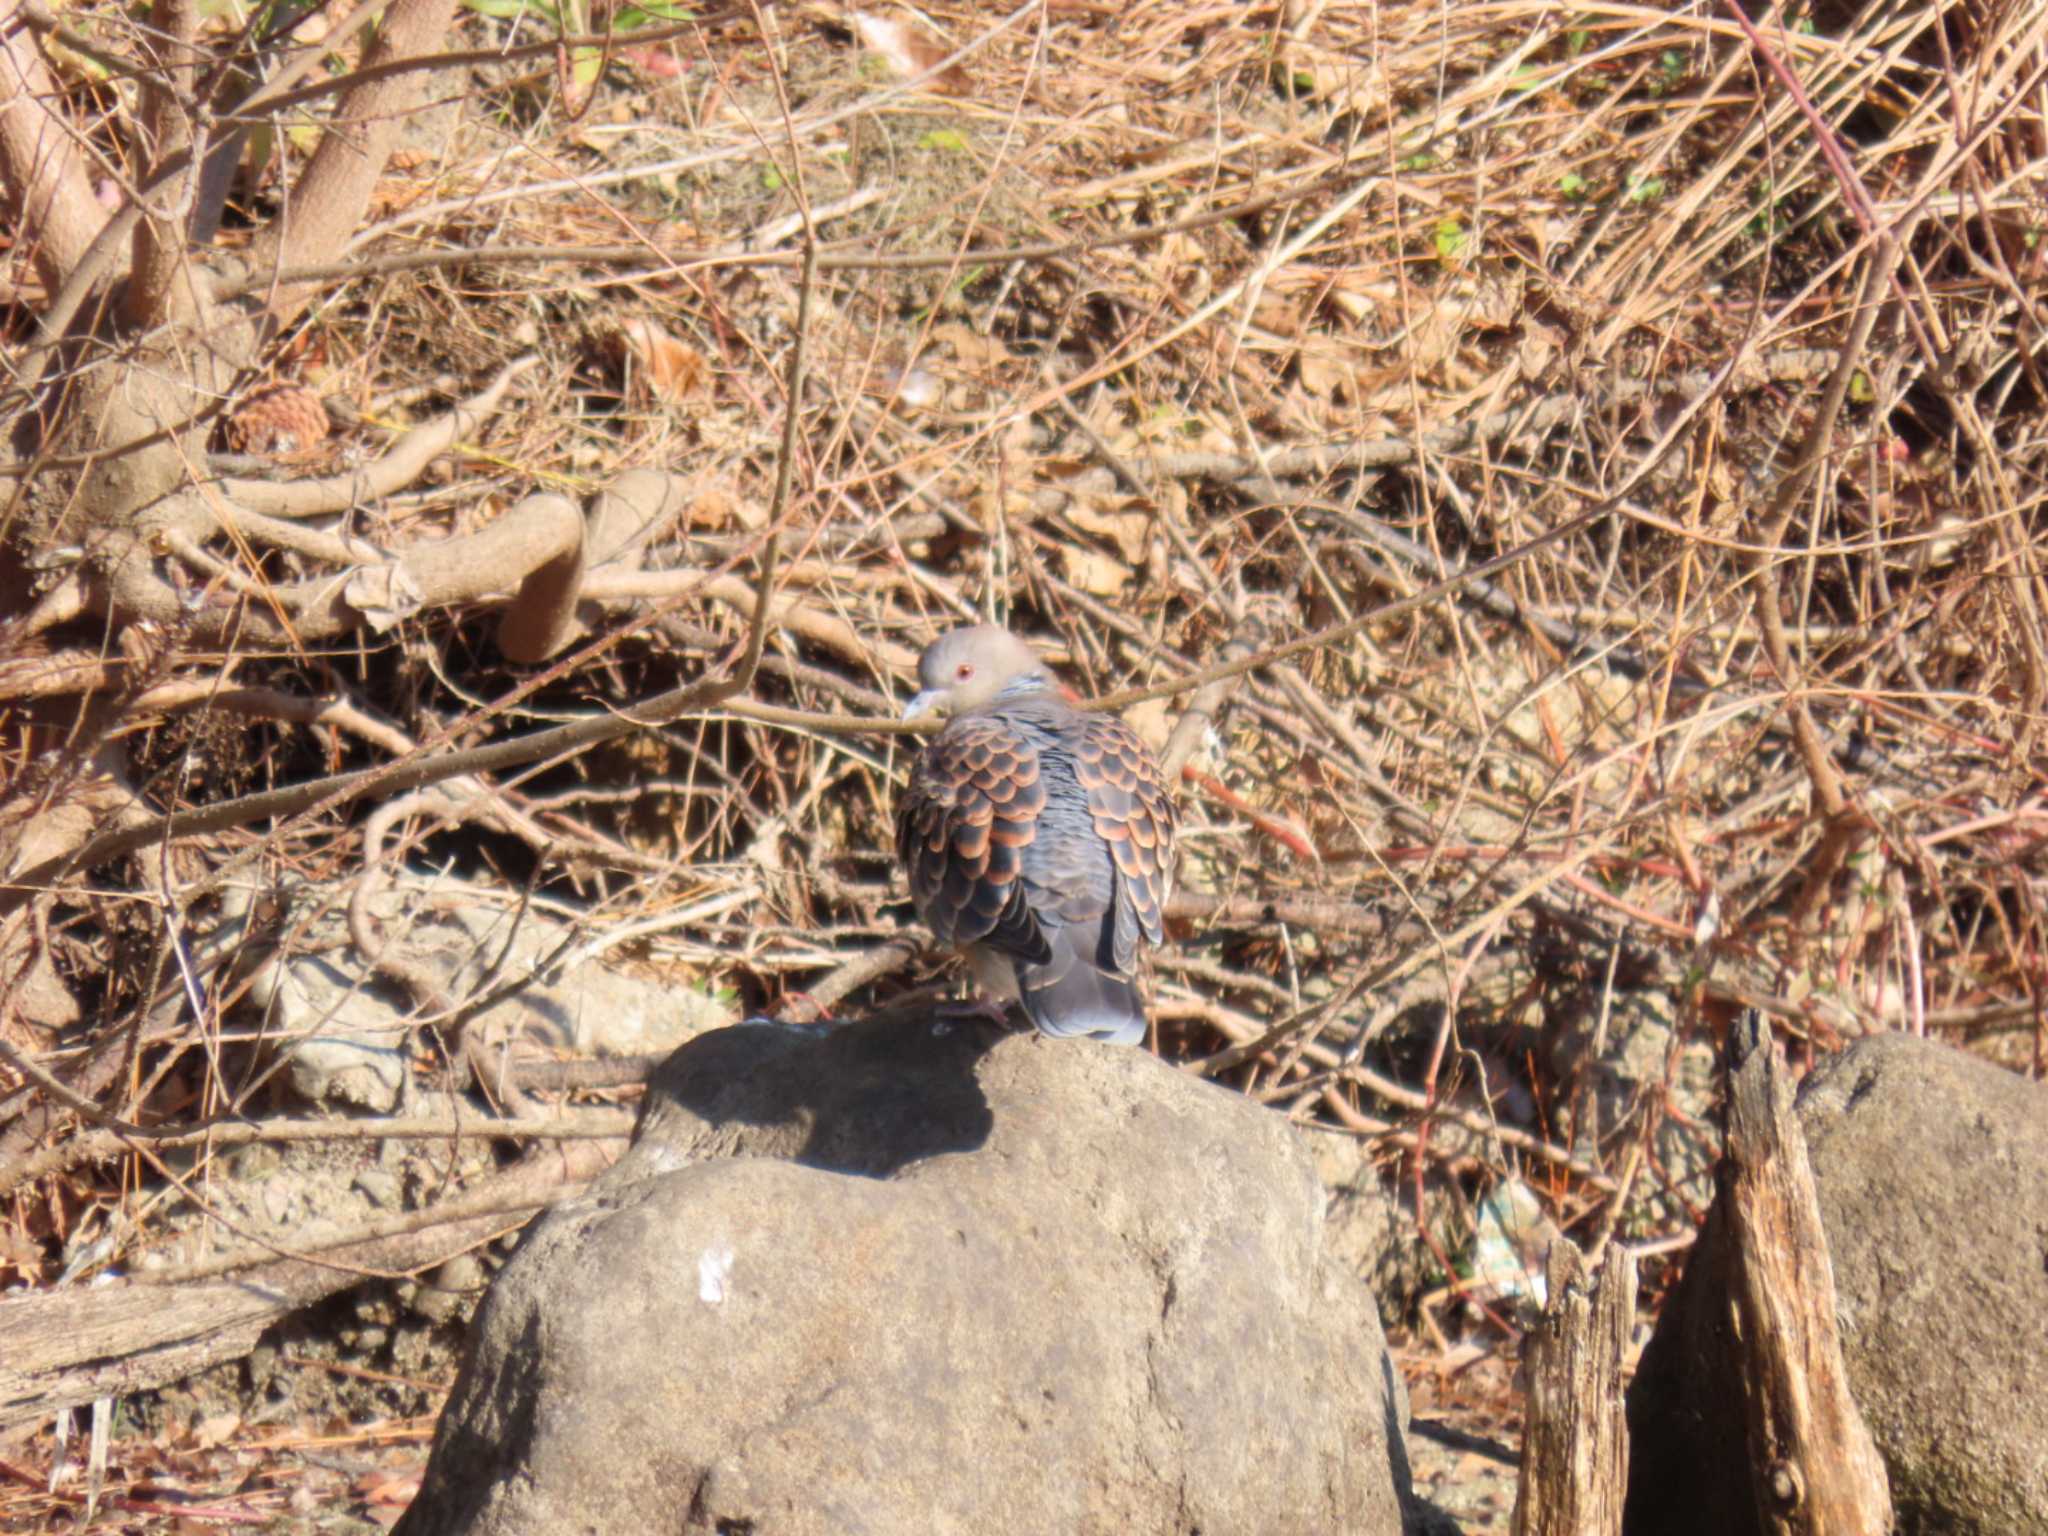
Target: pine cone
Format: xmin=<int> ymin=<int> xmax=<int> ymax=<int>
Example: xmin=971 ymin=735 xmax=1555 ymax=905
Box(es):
xmin=226 ymin=384 xmax=330 ymax=461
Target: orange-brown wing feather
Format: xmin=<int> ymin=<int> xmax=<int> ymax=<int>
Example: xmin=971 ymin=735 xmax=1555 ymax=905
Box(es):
xmin=896 ymin=716 xmax=1052 ymax=962
xmin=1069 ymin=714 xmax=1176 ymax=965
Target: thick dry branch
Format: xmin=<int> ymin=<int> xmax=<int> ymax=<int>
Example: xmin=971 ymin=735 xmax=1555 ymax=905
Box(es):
xmin=0 ymin=0 xmax=110 ymax=290
xmin=137 ymin=487 xmax=583 ymax=649
xmin=86 ymin=358 xmax=551 ymax=649
xmin=587 ymin=568 xmax=918 ymax=674
xmin=237 ymin=0 xmax=459 ymax=323
xmin=125 ymin=0 xmax=202 ymax=329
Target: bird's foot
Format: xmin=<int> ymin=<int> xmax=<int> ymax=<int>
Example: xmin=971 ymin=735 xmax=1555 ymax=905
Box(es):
xmin=931 ymin=996 xmax=1019 ymax=1036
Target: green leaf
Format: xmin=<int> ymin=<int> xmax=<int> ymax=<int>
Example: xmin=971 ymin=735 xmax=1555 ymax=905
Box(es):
xmin=613 ymin=1 xmax=691 ymax=27
xmin=243 ymin=121 xmax=275 ymax=176
xmin=1434 ymin=218 xmax=1467 ymax=259
xmin=761 ymin=165 xmax=784 ymax=191
xmin=1626 ymin=172 xmax=1664 ymax=203
xmin=1559 ymin=171 xmax=1586 ymax=198
xmin=1848 ymin=371 xmax=1873 ymax=404
xmin=462 ymin=0 xmax=539 ymax=19
xmin=918 ymin=127 xmax=969 ymax=153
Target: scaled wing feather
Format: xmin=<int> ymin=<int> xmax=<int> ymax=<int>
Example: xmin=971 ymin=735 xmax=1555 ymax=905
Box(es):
xmin=897 ymin=717 xmax=1052 ymax=964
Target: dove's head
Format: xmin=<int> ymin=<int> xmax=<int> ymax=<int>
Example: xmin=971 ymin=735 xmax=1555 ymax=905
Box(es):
xmin=903 ymin=626 xmax=1053 ymax=720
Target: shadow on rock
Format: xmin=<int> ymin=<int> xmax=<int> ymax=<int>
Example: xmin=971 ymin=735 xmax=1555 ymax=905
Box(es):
xmin=629 ymin=1013 xmax=1002 ymax=1178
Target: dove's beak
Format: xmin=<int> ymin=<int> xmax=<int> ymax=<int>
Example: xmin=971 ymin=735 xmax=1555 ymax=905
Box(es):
xmin=902 ymin=690 xmax=944 ymax=722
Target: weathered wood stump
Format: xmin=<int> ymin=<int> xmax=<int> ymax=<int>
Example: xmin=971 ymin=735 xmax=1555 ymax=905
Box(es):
xmin=1512 ymin=1237 xmax=1637 ymax=1536
xmin=1623 ymin=1011 xmax=1893 ymax=1536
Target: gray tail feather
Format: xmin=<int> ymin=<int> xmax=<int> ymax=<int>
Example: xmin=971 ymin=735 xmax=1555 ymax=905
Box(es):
xmin=1016 ymin=925 xmax=1146 ymax=1046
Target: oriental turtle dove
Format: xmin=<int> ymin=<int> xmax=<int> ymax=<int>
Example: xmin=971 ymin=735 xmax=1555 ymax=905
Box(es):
xmin=896 ymin=627 xmax=1176 ymax=1045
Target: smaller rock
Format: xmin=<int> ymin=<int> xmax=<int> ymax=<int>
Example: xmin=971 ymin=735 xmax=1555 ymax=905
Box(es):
xmin=352 ymin=1166 xmax=402 ymax=1210
xmin=231 ymin=1144 xmax=281 ymax=1183
xmin=261 ymin=1178 xmax=297 ymax=1228
xmin=1800 ymin=1033 xmax=2048 ymax=1535
xmin=409 ymin=1254 xmax=483 ymax=1325
xmin=245 ymin=1342 xmax=278 ymax=1395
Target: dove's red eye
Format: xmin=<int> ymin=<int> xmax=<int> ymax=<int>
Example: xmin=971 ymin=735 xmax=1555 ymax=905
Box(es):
xmin=956 ymin=663 xmax=974 ymax=679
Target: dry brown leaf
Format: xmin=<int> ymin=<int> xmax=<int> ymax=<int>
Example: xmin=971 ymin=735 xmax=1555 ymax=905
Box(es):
xmin=1142 ymin=232 xmax=1210 ymax=306
xmin=1272 ymin=42 xmax=1387 ymax=117
xmin=1114 ymin=403 xmax=1233 ymax=457
xmin=686 ymin=485 xmax=740 ymax=529
xmin=1456 ymin=275 xmax=1522 ymax=332
xmin=850 ymin=11 xmax=969 ymax=94
xmin=1515 ymin=320 xmax=1564 ymax=383
xmin=0 ymin=1224 xmax=43 ymax=1279
xmin=1295 ymin=340 xmax=1351 ymax=401
xmin=1251 ymin=292 xmax=1304 ymax=338
xmin=1124 ymin=696 xmax=1174 ymax=756
xmin=618 ymin=319 xmax=708 ymax=401
xmin=354 ymin=1469 xmax=423 ymax=1508
xmin=1060 ymin=542 xmax=1130 ymax=597
xmin=344 ymin=562 xmax=425 ymax=632
xmin=190 ymin=1412 xmax=241 ymax=1450
xmin=931 ymin=320 xmax=1010 ymax=371
xmin=622 ymin=44 xmax=686 ymax=79
xmin=1067 ymin=500 xmax=1151 ymax=565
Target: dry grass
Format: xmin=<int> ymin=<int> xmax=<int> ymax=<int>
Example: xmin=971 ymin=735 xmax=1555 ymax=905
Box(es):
xmin=2 ymin=0 xmax=2046 ymax=1513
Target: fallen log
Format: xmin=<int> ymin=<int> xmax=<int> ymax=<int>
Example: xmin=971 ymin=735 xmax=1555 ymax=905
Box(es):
xmin=0 ymin=1139 xmax=615 ymax=1430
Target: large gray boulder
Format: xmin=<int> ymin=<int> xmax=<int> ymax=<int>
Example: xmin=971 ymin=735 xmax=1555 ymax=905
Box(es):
xmin=1626 ymin=1031 xmax=2048 ymax=1535
xmin=394 ymin=1016 xmax=1415 ymax=1536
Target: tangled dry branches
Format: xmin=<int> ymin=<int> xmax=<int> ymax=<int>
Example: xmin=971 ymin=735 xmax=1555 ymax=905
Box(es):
xmin=0 ymin=0 xmax=2043 ymax=1400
